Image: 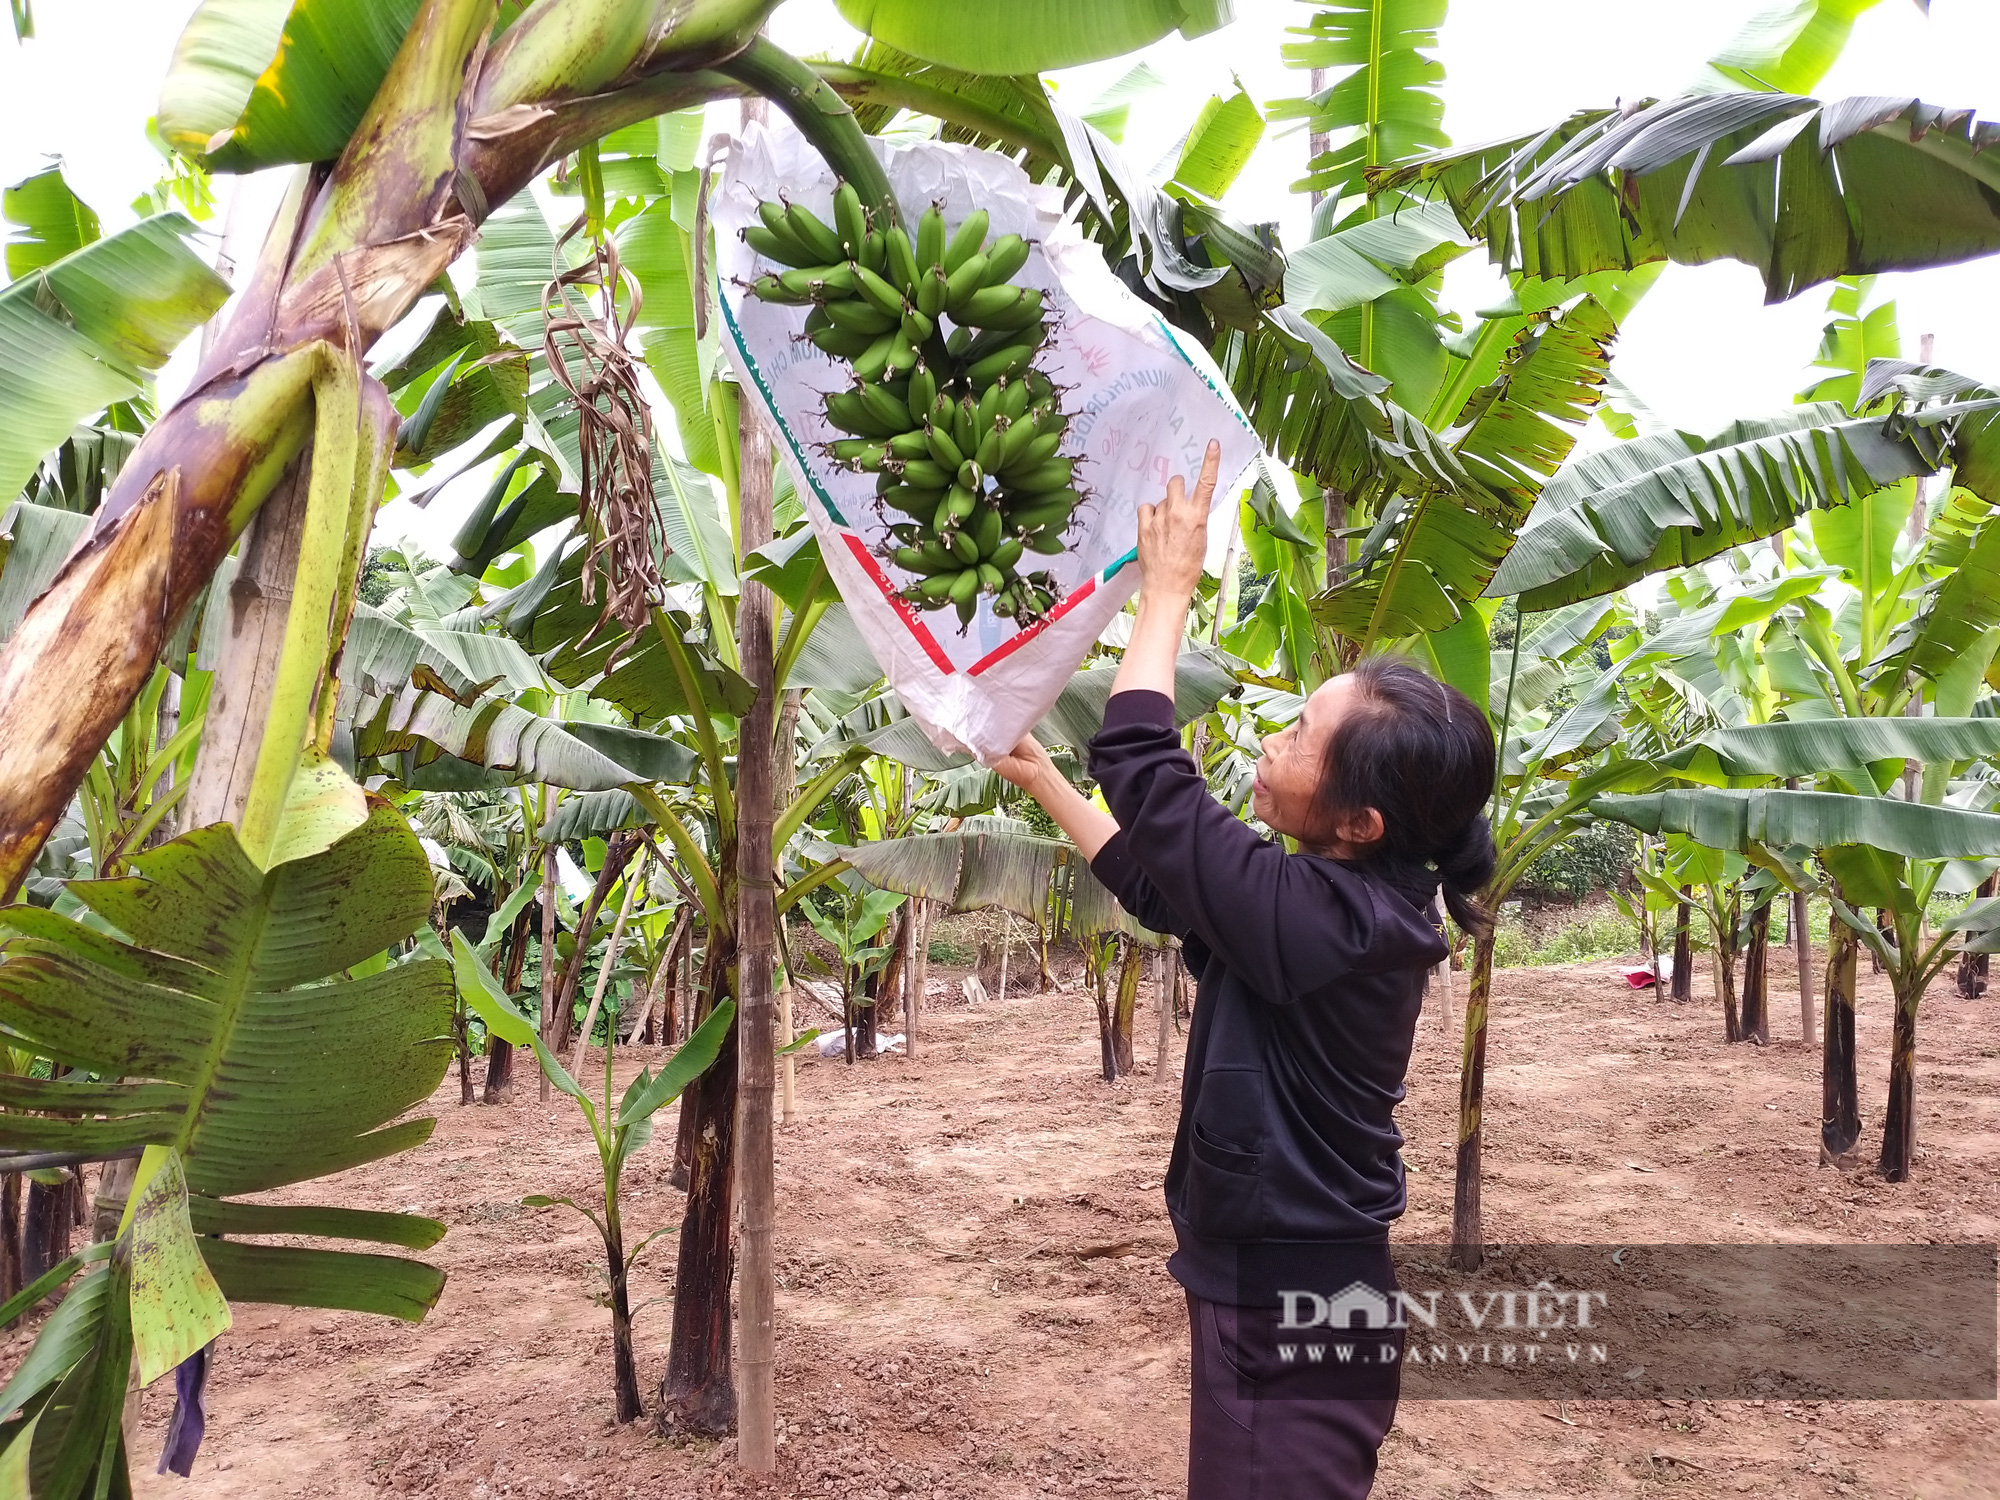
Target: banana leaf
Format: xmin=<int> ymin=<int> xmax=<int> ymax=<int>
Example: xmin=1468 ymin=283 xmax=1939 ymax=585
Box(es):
xmin=0 ymin=213 xmax=229 ymax=501
xmin=3 ymin=164 xmax=100 ymax=279
xmin=832 ymin=0 xmax=1231 ymax=75
xmin=1594 ymin=787 xmax=2000 ymax=863
xmin=1661 ymin=719 xmax=2000 ymax=779
xmin=1488 ymin=404 xmax=1938 ymax=609
xmin=1381 ymin=93 xmax=2000 ymax=304
xmin=0 ymin=797 xmax=453 ymax=1489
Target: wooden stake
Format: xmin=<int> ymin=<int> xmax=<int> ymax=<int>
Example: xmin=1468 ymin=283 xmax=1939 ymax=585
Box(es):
xmin=733 ymin=333 xmax=778 ymax=1474
xmin=996 ymin=909 xmax=1012 ymax=1002
xmin=569 ymin=862 xmax=641 ymax=1077
xmin=1153 ymin=944 xmax=1173 ymax=1084
xmin=538 ymin=846 xmax=558 ymax=1104
xmin=1788 ymin=778 xmax=1814 ymax=1045
xmin=778 ymin=980 xmax=796 ymax=1126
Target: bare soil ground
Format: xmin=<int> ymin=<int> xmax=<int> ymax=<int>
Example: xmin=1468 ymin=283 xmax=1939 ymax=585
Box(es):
xmin=86 ymin=944 xmax=1999 ymax=1499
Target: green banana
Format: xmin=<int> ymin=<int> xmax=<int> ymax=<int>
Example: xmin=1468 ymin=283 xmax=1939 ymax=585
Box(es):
xmin=900 ymin=458 xmax=954 ymax=490
xmin=970 ymin=504 xmax=1003 ymax=557
xmin=900 ymin=307 xmax=935 ymax=344
xmin=856 ymin=381 xmax=912 ymax=431
xmin=957 ymin=460 xmax=984 ymax=491
xmin=948 ymin=565 xmax=980 ymax=605
xmin=977 ymin=562 xmax=1006 ymax=592
xmin=810 ymin=325 xmax=877 ymax=360
xmin=1004 ymin=430 xmax=1063 ymax=473
xmin=889 ymin=431 xmax=931 ymax=461
xmin=943 ymin=209 xmax=990 ymax=273
xmin=943 ymin=253 xmax=988 ymax=316
xmin=749 ymin=273 xmax=812 ymax=305
xmin=907 ymin=363 xmax=937 ymax=416
xmin=887 ymin=227 xmax=921 ymax=294
xmin=943 ymin=484 xmax=979 ymax=522
xmin=945 ymin=326 xmax=973 ymax=359
xmin=1000 ymin=380 xmax=1031 ymax=422
xmin=825 ymin=391 xmax=899 ymax=437
xmin=982 ymin=232 xmax=1030 ymax=285
xmin=951 ymin=398 xmax=977 ymax=458
xmin=990 ymin=537 xmax=1025 ymax=571
xmin=925 ymin=425 xmax=965 ymax=470
xmin=852 ymin=329 xmax=902 ymax=383
xmin=993 ymin=416 xmax=1040 ymax=471
xmin=861 ymin=228 xmax=888 ymax=275
xmin=830 ymin=438 xmax=889 ymax=467
xmin=921 ymin=573 xmax=957 ymax=602
xmin=1025 ymin=530 xmax=1067 ymax=556
xmin=917 ymin=265 xmax=948 ymax=320
xmin=1006 ymin=457 xmax=1075 ymax=493
xmin=784 ymin=202 xmax=844 ymax=265
xmin=916 ymin=203 xmax=946 ymax=272
xmin=950 ymin=532 xmax=980 ymax=566
xmin=967 ymin=343 xmax=1034 ymax=388
xmin=854 ymin=263 xmax=906 ymax=319
xmin=974 ymin=424 xmax=1004 ymax=473
xmin=1003 ymin=497 xmax=1072 ymax=534
xmin=881 ymin=484 xmax=944 ymax=518
xmin=745 ymin=225 xmax=811 ymax=267
xmin=834 ymin=181 xmax=867 ymax=257
xmin=959 ymin=285 xmax=1032 ymax=325
xmin=824 ymin=298 xmax=898 ymax=336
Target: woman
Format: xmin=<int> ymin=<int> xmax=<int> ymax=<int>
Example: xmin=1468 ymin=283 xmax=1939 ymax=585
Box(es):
xmin=993 ymin=440 xmax=1497 ymax=1498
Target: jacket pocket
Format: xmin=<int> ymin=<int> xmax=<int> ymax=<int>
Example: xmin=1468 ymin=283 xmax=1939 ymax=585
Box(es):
xmin=1186 ymin=1123 xmax=1264 ymax=1240
xmin=1185 ymin=1063 xmax=1267 ymax=1242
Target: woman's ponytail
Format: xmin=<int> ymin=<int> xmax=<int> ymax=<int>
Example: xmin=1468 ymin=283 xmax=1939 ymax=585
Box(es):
xmin=1434 ymin=813 xmax=1497 ymax=939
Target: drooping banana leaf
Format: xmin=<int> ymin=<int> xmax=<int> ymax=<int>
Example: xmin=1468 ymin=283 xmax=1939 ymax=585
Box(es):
xmin=1593 ymin=787 xmax=2000 ymax=863
xmin=1380 ymin=93 xmax=2000 ymax=304
xmin=349 ymin=675 xmax=656 ymax=793
xmin=1487 ymin=403 xmax=1940 ymax=610
xmin=1660 ymin=718 xmax=2000 ymax=781
xmin=0 ymin=213 xmax=230 ymax=501
xmin=842 ymin=819 xmax=1159 ymax=941
xmin=1695 ymin=0 xmax=1898 ymax=96
xmin=157 ymin=0 xmax=426 ymax=171
xmin=0 ymin=796 xmax=452 ymax=1490
xmin=832 ymin=0 xmax=1232 ymax=75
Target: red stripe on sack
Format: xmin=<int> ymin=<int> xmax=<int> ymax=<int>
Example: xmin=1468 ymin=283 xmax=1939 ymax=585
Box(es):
xmin=968 ymin=574 xmax=1101 ymax=676
xmin=844 ymin=533 xmax=956 ymax=675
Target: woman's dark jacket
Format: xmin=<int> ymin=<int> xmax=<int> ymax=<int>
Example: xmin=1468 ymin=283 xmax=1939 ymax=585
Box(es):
xmin=1087 ymin=690 xmax=1446 ymax=1305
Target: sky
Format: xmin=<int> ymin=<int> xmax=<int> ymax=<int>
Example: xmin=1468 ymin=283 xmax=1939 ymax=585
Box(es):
xmin=3 ymin=0 xmax=1999 ymax=551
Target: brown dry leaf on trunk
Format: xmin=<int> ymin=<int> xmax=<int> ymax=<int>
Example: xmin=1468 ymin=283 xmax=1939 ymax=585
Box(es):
xmin=543 ymin=216 xmax=665 ymax=646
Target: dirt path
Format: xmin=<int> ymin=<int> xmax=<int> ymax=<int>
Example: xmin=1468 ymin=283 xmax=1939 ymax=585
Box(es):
xmin=90 ymin=949 xmax=1998 ymax=1498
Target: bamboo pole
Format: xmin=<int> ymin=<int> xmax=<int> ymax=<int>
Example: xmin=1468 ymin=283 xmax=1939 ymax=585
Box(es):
xmin=1153 ymin=944 xmax=1172 ymax=1084
xmin=1788 ymin=778 xmax=1814 ymax=1044
xmin=568 ymin=862 xmax=642 ymax=1077
xmin=733 ymin=316 xmax=778 ymax=1472
xmin=539 ymin=846 xmax=559 ymax=1104
xmin=996 ymin=910 xmax=1012 ymax=1002
xmin=778 ymin=980 xmax=796 ymax=1125
xmin=775 ymin=689 xmax=801 ymax=1121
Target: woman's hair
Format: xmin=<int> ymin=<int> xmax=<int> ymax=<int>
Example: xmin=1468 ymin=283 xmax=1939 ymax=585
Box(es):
xmin=1312 ymin=657 xmax=1499 ymax=937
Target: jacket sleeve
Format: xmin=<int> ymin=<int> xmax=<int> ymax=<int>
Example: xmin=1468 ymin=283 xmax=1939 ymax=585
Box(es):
xmin=1086 ymin=689 xmax=1381 ymax=1004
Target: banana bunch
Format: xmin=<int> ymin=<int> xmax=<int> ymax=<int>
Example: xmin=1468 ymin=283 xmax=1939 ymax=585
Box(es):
xmin=742 ymin=181 xmax=1079 ymax=628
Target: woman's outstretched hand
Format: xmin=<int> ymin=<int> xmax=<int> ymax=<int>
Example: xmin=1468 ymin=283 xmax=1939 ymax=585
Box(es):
xmin=1134 ymin=439 xmax=1222 ymax=602
xmin=991 ymin=734 xmax=1058 ymax=795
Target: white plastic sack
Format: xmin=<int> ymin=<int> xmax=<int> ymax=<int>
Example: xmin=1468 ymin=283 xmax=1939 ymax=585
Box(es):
xmin=713 ymin=119 xmax=1259 ymax=763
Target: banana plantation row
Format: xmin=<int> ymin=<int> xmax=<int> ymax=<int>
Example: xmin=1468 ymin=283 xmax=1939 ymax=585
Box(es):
xmin=1 ymin=0 xmax=1998 ymax=1489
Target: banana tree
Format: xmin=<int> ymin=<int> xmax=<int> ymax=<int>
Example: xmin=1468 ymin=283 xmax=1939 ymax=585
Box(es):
xmin=0 ymin=0 xmax=923 ymax=904
xmin=455 ymin=929 xmax=732 ymax=1422
xmin=1598 ymin=714 xmax=2000 ymax=1180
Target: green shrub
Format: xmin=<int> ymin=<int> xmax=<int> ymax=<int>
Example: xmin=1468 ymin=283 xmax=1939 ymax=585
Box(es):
xmin=1517 ymin=821 xmax=1637 ymax=903
xmin=1493 ymin=905 xmax=1638 ymax=969
xmin=927 ymin=929 xmax=975 ymax=965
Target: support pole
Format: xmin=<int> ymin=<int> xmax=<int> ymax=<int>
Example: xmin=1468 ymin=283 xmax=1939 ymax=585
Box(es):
xmin=734 ymin=282 xmax=778 ymax=1474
